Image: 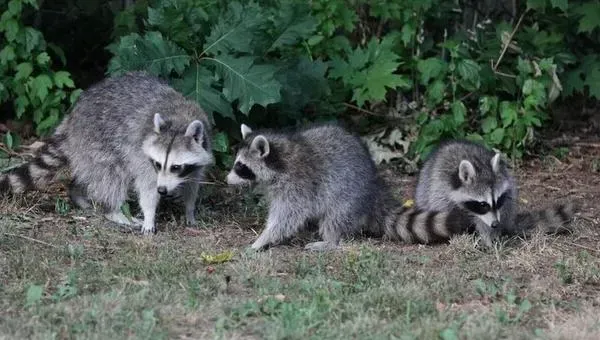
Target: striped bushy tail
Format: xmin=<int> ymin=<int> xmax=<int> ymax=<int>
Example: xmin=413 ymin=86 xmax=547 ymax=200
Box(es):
xmin=509 ymin=202 xmax=579 ymax=237
xmin=0 ymin=137 xmax=68 ymax=195
xmin=382 ymin=205 xmax=474 ymax=244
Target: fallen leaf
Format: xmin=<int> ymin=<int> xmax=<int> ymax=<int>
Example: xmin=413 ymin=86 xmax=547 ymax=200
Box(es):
xmin=201 ymin=250 xmax=234 ymax=264
xmin=403 ymin=199 xmax=415 ymax=208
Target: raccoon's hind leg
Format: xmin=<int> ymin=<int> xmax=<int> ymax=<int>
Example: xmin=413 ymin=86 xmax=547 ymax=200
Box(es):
xmin=182 ymin=181 xmax=200 ymax=225
xmin=68 ymin=179 xmax=92 ymax=210
xmin=251 ymin=201 xmax=308 ymax=250
xmin=305 ymin=212 xmax=356 ymax=251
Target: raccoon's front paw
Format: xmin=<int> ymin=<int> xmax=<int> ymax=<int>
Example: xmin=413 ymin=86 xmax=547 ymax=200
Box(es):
xmin=185 ymin=212 xmax=196 ymax=226
xmin=304 ymin=241 xmax=339 ymax=252
xmin=141 ymin=224 xmax=157 ymax=235
xmin=250 ymin=239 xmax=269 ymax=251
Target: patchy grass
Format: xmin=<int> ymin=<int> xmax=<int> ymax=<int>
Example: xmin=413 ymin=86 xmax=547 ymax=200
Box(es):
xmin=1 ymin=152 xmax=600 ymax=339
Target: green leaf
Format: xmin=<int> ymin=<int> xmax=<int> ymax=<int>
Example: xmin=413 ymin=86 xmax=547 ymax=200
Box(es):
xmin=451 ymin=101 xmax=466 ymax=125
xmin=417 ymin=57 xmax=445 ymax=85
xmin=426 ymin=80 xmax=446 ymax=106
xmin=210 ymin=55 xmax=282 ymax=114
xmin=36 ymin=108 xmax=60 ymax=134
xmin=500 ymin=101 xmax=518 ymax=127
xmin=15 ymin=62 xmax=33 ymax=81
xmin=53 ymin=71 xmax=75 ymax=89
xmin=527 ymin=0 xmax=547 ymax=10
xmin=3 ymin=132 xmax=14 ymax=150
xmin=172 ymin=63 xmax=233 ymax=119
xmin=23 ymin=27 xmax=43 ymax=53
xmin=202 ymin=2 xmax=262 ymax=56
xmin=490 ymin=128 xmax=505 ymax=144
xmin=267 ymin=3 xmax=317 ymax=52
xmin=351 ymin=57 xmax=410 ymax=107
xmin=457 ymin=59 xmax=481 ymax=84
xmin=550 ymin=0 xmax=568 ymax=11
xmin=212 ymin=132 xmax=229 ymax=153
xmin=2 ymin=18 xmax=20 ymax=42
xmin=30 ymin=74 xmax=53 ymax=101
xmin=479 ymin=96 xmax=498 ymax=115
xmin=14 ymin=95 xmax=29 ymax=118
xmin=0 ymin=46 xmax=16 ymax=65
xmin=584 ymin=67 xmax=600 ymax=99
xmin=276 ymin=57 xmax=330 ymax=113
xmin=69 ymin=89 xmax=83 ymax=105
xmin=36 ymin=52 xmax=50 ymax=66
xmin=25 ymin=284 xmax=44 ymax=307
xmin=8 ymin=0 xmax=23 ymax=16
xmin=573 ymin=3 xmax=600 ymax=33
xmin=481 ymin=116 xmax=498 ymax=133
xmin=517 ymin=58 xmax=532 ymax=75
xmin=107 ymin=32 xmax=190 ymax=77
xmin=22 ymin=0 xmax=39 ymax=9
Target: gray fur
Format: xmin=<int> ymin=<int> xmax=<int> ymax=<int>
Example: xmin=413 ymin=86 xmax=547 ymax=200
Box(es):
xmin=226 ymin=123 xmax=472 ymax=251
xmin=415 ymin=140 xmax=576 ymax=246
xmin=0 ymin=72 xmax=214 ymax=234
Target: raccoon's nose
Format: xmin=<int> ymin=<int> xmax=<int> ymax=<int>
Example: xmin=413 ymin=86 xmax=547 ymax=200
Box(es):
xmin=157 ymin=186 xmax=167 ymax=196
xmin=491 ymin=221 xmax=499 ymax=229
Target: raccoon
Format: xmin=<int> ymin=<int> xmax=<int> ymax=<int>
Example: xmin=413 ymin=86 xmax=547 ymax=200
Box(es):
xmin=0 ymin=72 xmax=214 ymax=234
xmin=415 ymin=139 xmax=576 ymax=246
xmin=225 ymin=123 xmax=473 ymax=251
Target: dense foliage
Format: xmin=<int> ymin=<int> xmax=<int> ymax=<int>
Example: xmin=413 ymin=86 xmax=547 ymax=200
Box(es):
xmin=1 ymin=0 xmax=599 ymax=164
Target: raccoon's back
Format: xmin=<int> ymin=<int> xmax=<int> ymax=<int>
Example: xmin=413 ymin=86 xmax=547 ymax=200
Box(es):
xmin=299 ymin=124 xmax=380 ymax=204
xmin=56 ymin=72 xmax=184 ymax=145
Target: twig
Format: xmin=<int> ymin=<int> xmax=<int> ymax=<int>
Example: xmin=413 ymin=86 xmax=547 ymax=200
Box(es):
xmin=343 ymin=103 xmax=383 ymax=117
xmin=493 ymin=8 xmax=529 ymax=71
xmin=565 ymin=241 xmax=600 ymax=253
xmin=575 ymin=142 xmax=600 ymax=148
xmin=3 ymin=232 xmax=58 ymax=248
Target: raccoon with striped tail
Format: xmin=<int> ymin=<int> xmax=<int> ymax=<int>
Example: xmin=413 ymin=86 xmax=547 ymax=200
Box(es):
xmin=225 ymin=123 xmax=474 ymax=251
xmin=0 ymin=72 xmax=214 ymax=234
xmin=414 ymin=139 xmax=578 ymax=247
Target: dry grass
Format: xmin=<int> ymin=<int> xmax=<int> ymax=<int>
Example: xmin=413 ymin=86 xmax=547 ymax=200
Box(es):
xmin=1 ymin=148 xmax=599 ymax=339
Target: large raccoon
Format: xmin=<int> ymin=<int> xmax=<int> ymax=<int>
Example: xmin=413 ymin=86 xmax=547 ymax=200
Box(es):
xmin=225 ymin=123 xmax=473 ymax=251
xmin=415 ymin=139 xmax=577 ymax=246
xmin=0 ymin=72 xmax=214 ymax=234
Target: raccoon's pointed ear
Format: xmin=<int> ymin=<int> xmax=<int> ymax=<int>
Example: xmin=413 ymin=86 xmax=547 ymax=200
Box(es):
xmin=250 ymin=135 xmax=269 ymax=158
xmin=241 ymin=124 xmax=252 ymax=139
xmin=185 ymin=120 xmax=204 ymax=143
xmin=153 ymin=113 xmax=165 ymax=134
xmin=458 ymin=160 xmax=476 ymax=184
xmin=491 ymin=153 xmax=501 ymax=173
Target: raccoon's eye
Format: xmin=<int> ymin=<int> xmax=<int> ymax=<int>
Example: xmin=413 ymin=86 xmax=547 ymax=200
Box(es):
xmin=495 ymin=193 xmax=509 ymax=208
xmin=151 ymin=159 xmax=162 ymax=171
xmin=464 ymin=201 xmax=491 ymax=215
xmin=170 ymin=164 xmax=182 ymax=173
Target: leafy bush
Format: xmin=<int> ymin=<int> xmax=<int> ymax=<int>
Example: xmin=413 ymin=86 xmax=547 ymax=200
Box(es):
xmin=0 ymin=0 xmax=80 ymax=138
xmin=2 ymin=0 xmax=599 ymax=166
xmin=108 ymin=0 xmax=330 ymax=167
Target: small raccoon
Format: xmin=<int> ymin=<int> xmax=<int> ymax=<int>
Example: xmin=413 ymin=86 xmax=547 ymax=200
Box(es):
xmin=226 ymin=123 xmax=473 ymax=251
xmin=0 ymin=72 xmax=214 ymax=234
xmin=415 ymin=139 xmax=577 ymax=246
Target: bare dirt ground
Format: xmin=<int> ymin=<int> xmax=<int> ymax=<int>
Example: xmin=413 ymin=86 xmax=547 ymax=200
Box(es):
xmin=0 ymin=133 xmax=599 ymax=339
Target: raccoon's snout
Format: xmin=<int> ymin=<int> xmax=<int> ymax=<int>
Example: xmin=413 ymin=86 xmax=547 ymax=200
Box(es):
xmin=157 ymin=186 xmax=167 ymax=196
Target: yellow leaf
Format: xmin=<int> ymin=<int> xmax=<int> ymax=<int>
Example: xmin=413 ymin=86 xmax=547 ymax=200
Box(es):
xmin=200 ymin=250 xmax=234 ymax=264
xmin=520 ymin=198 xmax=528 ymax=204
xmin=403 ymin=199 xmax=415 ymax=208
